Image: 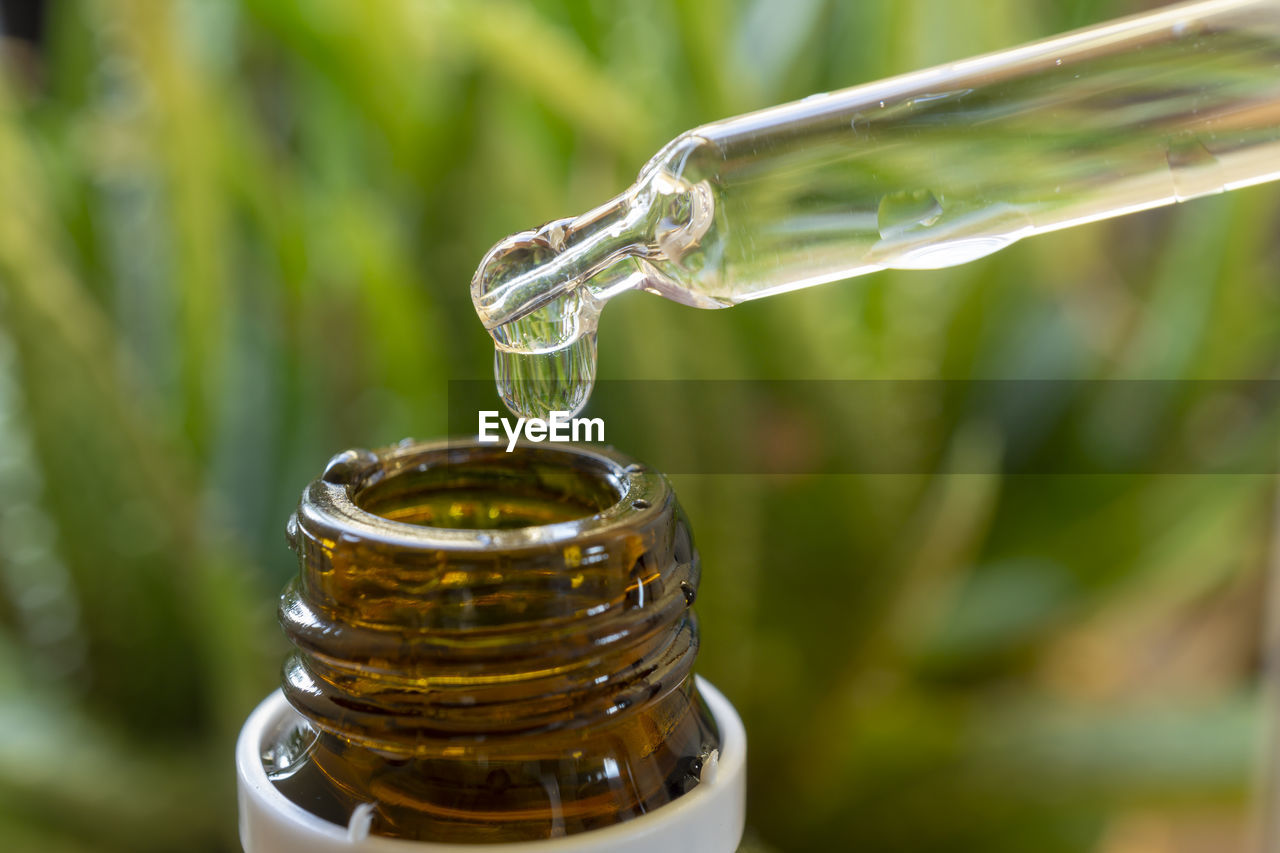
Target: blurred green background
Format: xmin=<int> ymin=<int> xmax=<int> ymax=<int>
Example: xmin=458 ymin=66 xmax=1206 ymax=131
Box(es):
xmin=0 ymin=0 xmax=1278 ymax=850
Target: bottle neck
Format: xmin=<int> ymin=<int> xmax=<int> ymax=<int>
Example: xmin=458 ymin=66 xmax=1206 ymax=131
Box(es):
xmin=276 ymin=440 xmax=717 ymax=842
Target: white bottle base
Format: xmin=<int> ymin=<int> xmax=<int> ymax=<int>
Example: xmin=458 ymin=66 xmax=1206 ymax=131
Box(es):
xmin=236 ymin=677 xmax=746 ymax=853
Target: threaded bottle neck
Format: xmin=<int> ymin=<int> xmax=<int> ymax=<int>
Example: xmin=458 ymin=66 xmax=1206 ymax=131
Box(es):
xmin=274 ymin=439 xmax=716 ymax=842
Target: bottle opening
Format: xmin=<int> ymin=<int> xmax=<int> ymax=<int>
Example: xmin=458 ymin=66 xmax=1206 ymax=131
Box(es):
xmin=352 ymin=445 xmax=623 ymax=530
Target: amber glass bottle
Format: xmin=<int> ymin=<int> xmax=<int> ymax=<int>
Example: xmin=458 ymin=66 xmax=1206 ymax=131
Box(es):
xmin=268 ymin=439 xmax=720 ymax=843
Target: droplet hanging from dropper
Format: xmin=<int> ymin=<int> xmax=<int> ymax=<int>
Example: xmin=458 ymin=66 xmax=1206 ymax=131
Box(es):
xmin=495 ymin=333 xmax=598 ymax=420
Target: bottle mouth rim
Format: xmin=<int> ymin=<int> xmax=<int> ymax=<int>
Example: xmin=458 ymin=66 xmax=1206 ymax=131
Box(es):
xmin=297 ymin=438 xmax=665 ymax=553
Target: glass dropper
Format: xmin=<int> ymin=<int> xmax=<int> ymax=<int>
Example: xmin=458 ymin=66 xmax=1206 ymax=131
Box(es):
xmin=471 ymin=0 xmax=1280 ymax=419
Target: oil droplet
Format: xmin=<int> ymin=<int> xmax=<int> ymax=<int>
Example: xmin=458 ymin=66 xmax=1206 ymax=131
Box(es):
xmin=889 ymin=204 xmax=1033 ymax=270
xmin=262 ymin=718 xmax=318 ymax=781
xmin=877 ymin=189 xmax=943 ymax=240
xmin=1167 ymin=140 xmax=1224 ymax=201
xmin=894 ymin=235 xmax=1014 ymax=269
xmin=495 ymin=333 xmax=598 ymax=420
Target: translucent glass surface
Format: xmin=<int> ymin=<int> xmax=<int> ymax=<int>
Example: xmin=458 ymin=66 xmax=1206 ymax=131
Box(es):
xmin=472 ymin=0 xmax=1280 ymax=417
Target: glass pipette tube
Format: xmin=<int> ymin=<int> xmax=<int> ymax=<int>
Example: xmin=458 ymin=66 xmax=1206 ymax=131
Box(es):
xmin=472 ymin=0 xmax=1280 ymax=417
